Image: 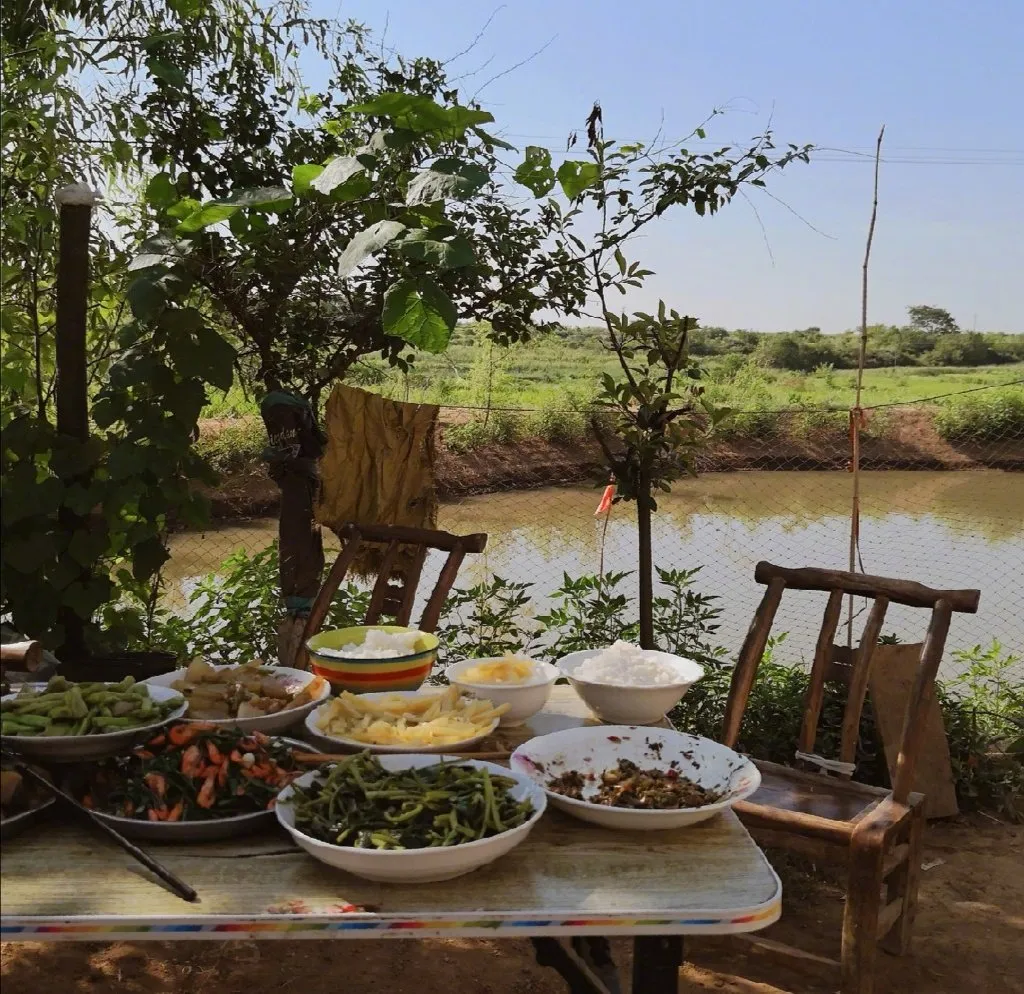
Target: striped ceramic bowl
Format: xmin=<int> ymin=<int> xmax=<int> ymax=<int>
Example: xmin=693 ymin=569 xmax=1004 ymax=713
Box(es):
xmin=305 ymin=626 xmax=439 ymax=694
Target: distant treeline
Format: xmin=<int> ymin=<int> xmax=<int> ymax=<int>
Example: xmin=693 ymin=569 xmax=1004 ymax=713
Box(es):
xmin=541 ymin=324 xmax=1024 ymax=372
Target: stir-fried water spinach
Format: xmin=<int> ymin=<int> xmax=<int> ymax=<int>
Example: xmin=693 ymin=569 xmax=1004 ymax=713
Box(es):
xmin=289 ymin=752 xmax=534 ymax=850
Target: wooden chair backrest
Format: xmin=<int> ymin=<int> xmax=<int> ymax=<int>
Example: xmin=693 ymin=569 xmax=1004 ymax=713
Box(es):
xmin=298 ymin=524 xmax=488 ymax=665
xmin=721 ymin=562 xmax=979 ymax=803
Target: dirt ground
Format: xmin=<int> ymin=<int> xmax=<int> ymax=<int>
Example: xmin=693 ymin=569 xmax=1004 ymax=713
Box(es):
xmin=3 ymin=813 xmax=1021 ymax=994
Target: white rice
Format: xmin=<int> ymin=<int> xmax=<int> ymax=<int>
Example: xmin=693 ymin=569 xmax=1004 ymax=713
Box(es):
xmin=573 ymin=641 xmax=685 ymax=686
xmin=315 ymin=629 xmax=424 ymax=660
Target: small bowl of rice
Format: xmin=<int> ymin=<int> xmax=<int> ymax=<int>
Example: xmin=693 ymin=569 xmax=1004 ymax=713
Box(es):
xmin=306 ymin=626 xmax=439 ymax=694
xmin=557 ymin=641 xmax=704 ymax=725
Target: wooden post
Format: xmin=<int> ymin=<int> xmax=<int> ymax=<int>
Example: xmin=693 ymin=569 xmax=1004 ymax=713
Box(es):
xmin=54 ymin=182 xmax=96 ymax=660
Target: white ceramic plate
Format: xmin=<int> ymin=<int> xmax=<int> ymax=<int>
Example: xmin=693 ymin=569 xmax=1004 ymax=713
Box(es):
xmin=144 ymin=665 xmax=330 ymax=735
xmin=275 ymin=756 xmax=547 ymax=883
xmin=511 ymin=724 xmax=760 ymax=830
xmin=303 ymin=690 xmax=499 ymax=755
xmin=557 ymin=649 xmax=704 ymax=725
xmin=82 ymin=738 xmax=308 ymax=843
xmin=1 ymin=684 xmax=188 ymax=763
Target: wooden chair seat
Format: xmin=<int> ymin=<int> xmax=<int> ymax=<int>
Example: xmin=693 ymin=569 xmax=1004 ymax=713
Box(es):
xmin=744 ymin=760 xmax=889 ymax=827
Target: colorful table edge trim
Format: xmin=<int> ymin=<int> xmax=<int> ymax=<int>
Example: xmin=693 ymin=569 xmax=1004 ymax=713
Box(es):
xmin=0 ymin=899 xmax=780 ymax=940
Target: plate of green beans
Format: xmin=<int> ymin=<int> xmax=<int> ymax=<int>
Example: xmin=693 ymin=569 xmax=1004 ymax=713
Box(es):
xmin=275 ymin=752 xmax=547 ymax=883
xmin=1 ymin=677 xmax=187 ymax=762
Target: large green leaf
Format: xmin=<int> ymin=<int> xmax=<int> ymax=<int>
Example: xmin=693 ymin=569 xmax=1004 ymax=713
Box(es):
xmin=398 ymin=230 xmax=474 ymax=270
xmin=337 ymin=220 xmax=406 ymax=278
xmin=405 ymin=159 xmax=489 ymax=206
xmin=351 ymin=93 xmax=493 ymax=137
xmin=176 ymin=187 xmax=291 ymax=232
xmin=514 ymin=146 xmax=556 ymax=197
xmin=145 ymin=173 xmax=178 ymax=209
xmin=132 ymin=535 xmax=170 ymax=581
xmin=556 ymin=160 xmax=601 ymax=199
xmin=126 ymin=275 xmax=166 ymax=318
xmin=292 ymin=163 xmax=325 ymax=196
xmin=382 ymin=279 xmax=457 ymax=353
xmin=311 ymin=156 xmax=364 ymax=195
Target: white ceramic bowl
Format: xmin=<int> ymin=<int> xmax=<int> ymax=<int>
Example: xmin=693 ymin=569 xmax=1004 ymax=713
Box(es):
xmin=445 ymin=658 xmax=559 ymax=727
xmin=144 ymin=665 xmax=330 ymax=735
xmin=557 ymin=648 xmax=704 ymax=725
xmin=275 ymin=756 xmax=547 ymax=882
xmin=511 ymin=724 xmax=760 ymax=831
xmin=303 ymin=690 xmax=499 ymax=754
xmin=0 ymin=684 xmax=187 ymax=763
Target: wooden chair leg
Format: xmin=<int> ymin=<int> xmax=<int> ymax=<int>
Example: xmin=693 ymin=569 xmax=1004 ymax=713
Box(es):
xmin=879 ymin=804 xmax=925 ymax=955
xmin=841 ymin=837 xmax=885 ymax=994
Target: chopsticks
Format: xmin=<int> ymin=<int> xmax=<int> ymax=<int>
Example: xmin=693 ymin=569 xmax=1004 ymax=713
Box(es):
xmin=1 ymin=752 xmax=199 ymax=904
xmin=292 ymin=750 xmax=512 ymax=764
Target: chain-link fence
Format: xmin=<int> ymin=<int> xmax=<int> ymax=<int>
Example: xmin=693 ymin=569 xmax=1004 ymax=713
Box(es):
xmin=167 ymin=390 xmax=1024 ymax=679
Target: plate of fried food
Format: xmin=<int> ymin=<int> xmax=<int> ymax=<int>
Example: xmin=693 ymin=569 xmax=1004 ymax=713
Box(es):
xmin=305 ymin=686 xmax=507 ymax=754
xmin=144 ymin=660 xmax=330 ymax=734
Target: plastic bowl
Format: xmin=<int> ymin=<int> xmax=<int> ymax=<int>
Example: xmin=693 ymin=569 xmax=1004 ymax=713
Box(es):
xmin=306 ymin=626 xmax=439 ymax=694
xmin=445 ymin=658 xmax=559 ymax=727
xmin=275 ymin=756 xmax=547 ymax=883
xmin=557 ymin=649 xmax=703 ymax=725
xmin=511 ymin=724 xmax=760 ymax=831
xmin=143 ymin=666 xmax=330 ymax=735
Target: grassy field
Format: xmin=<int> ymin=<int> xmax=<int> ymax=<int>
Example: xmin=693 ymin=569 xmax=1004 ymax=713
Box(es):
xmin=204 ymin=325 xmax=1024 ymax=419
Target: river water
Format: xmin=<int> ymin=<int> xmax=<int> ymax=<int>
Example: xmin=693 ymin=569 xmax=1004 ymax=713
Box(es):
xmin=166 ymin=470 xmax=1023 ymax=676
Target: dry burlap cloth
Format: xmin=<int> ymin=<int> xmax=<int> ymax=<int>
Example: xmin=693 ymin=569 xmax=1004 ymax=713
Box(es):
xmin=315 ymin=383 xmax=439 ymax=577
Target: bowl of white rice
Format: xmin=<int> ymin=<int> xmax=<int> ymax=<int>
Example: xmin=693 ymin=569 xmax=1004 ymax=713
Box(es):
xmin=306 ymin=626 xmax=439 ymax=694
xmin=557 ymin=641 xmax=704 ymax=725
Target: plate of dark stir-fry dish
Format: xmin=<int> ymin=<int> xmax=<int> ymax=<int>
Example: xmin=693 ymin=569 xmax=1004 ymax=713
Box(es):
xmin=511 ymin=725 xmax=760 ymax=831
xmin=275 ymin=751 xmax=546 ymax=882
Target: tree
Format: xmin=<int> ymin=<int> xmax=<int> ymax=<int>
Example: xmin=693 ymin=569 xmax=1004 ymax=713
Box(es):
xmin=515 ymin=104 xmax=811 ymax=647
xmin=908 ymin=304 xmax=959 ymax=335
xmin=0 ymin=2 xmax=584 ymax=649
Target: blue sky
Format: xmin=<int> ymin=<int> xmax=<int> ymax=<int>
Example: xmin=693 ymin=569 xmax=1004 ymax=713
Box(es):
xmin=307 ymin=0 xmax=1023 ymax=332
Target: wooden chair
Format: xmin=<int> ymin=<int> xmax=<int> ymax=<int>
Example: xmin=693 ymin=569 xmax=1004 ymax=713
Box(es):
xmin=296 ymin=523 xmax=488 ymax=669
xmin=721 ymin=562 xmax=980 ymax=994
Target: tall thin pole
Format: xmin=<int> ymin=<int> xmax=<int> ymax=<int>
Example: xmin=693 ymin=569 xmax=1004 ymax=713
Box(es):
xmin=54 ymin=182 xmax=97 ymax=658
xmin=847 ymin=128 xmax=884 ymax=646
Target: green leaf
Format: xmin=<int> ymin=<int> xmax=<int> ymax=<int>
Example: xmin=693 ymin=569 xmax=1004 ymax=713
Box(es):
xmin=310 ymin=156 xmax=364 ymax=195
xmin=196 ymin=326 xmax=236 ymax=391
xmin=176 ymin=203 xmax=240 ymax=233
xmin=398 ymin=231 xmax=474 ymax=270
xmin=514 ymin=146 xmax=556 ymax=197
xmin=472 ymin=127 xmax=516 ymax=151
xmin=4 ymin=534 xmax=55 ymax=574
xmin=292 ymin=163 xmax=325 ymax=196
xmin=166 ymin=197 xmax=200 ymax=220
xmin=337 ymin=220 xmax=406 ymax=278
xmin=132 ymin=536 xmax=169 ymax=582
xmin=556 ymin=160 xmax=601 ymax=199
xmin=175 ymin=187 xmax=292 ymax=232
xmin=126 ymin=276 xmax=166 ymax=318
xmin=148 ymin=60 xmax=186 ymax=87
xmin=145 ymin=173 xmax=177 ymax=209
xmin=128 ymin=234 xmax=182 ymax=273
xmin=350 ymin=93 xmax=493 ymax=137
xmin=382 ymin=279 xmax=457 ymax=353
xmin=405 ymin=159 xmax=489 ymax=206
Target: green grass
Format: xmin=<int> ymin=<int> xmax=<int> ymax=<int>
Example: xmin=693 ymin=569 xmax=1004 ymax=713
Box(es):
xmin=203 ymin=327 xmax=1023 ymax=419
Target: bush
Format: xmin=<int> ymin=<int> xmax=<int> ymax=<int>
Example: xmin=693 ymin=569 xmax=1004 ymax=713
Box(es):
xmin=933 ymin=389 xmax=1024 ymax=442
xmin=527 ymin=403 xmax=588 ymax=445
xmin=443 ymin=411 xmax=523 ymax=452
xmin=195 ymin=416 xmax=265 ymax=474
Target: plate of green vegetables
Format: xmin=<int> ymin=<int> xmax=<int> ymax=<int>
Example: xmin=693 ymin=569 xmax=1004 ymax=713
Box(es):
xmin=275 ymin=751 xmax=547 ymax=883
xmin=1 ymin=677 xmax=186 ymax=762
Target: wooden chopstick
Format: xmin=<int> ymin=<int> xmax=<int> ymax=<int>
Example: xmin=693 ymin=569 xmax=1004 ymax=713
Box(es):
xmin=292 ymin=750 xmax=512 ymax=764
xmin=2 ymin=753 xmax=199 ymax=904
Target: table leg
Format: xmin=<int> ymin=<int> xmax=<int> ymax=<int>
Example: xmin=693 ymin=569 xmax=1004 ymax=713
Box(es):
xmin=631 ymin=935 xmax=684 ymax=993
xmin=531 ymin=937 xmax=614 ymax=994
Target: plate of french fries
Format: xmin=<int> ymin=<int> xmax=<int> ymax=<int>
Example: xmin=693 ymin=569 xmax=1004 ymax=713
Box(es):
xmin=303 ymin=687 xmax=508 ymax=753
